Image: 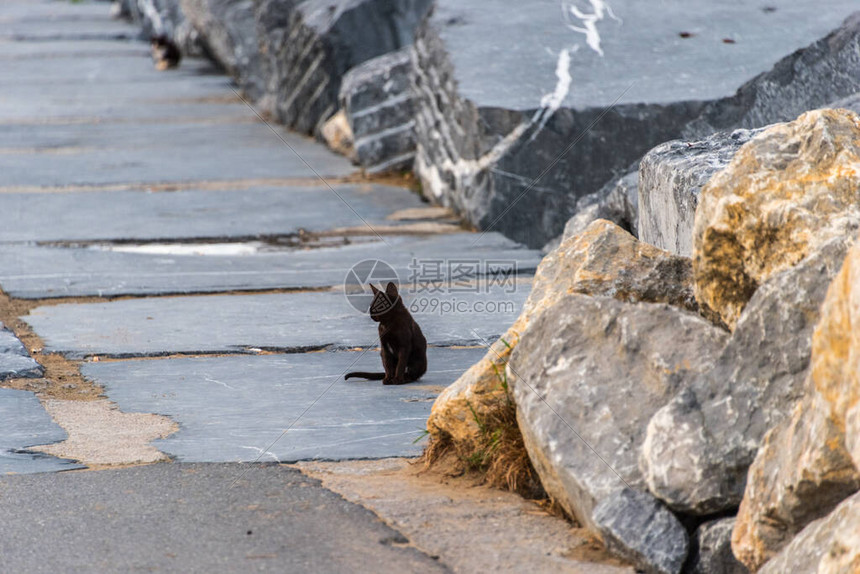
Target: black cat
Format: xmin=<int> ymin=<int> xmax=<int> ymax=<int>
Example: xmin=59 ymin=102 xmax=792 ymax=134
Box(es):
xmin=151 ymin=35 xmax=181 ymax=71
xmin=345 ymin=282 xmax=427 ymax=385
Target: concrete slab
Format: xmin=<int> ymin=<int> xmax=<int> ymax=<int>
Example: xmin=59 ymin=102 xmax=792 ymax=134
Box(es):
xmin=25 ymin=288 xmax=528 ymax=358
xmin=0 ymin=323 xmax=43 ymax=379
xmin=0 ymin=388 xmax=84 ymax=474
xmin=0 ymin=464 xmax=447 ymax=573
xmin=83 ymin=347 xmax=487 ymax=462
xmin=0 ymin=185 xmax=426 ymax=242
xmin=0 ymin=120 xmax=355 ymax=188
xmin=0 ymin=233 xmax=539 ymax=298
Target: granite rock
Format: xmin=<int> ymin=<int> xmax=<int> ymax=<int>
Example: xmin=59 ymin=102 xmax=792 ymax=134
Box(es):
xmin=592 ymin=488 xmax=688 ymax=574
xmin=340 ymin=48 xmax=416 ymax=173
xmin=732 ymin=236 xmax=860 ymax=570
xmin=256 ymin=0 xmax=431 ymax=135
xmin=320 ymin=109 xmax=356 ymax=159
xmin=182 ymin=0 xmax=267 ymax=101
xmin=563 ymin=167 xmax=639 ymax=243
xmin=732 ymin=391 xmax=859 ymax=571
xmin=638 ymin=128 xmax=762 ymax=257
xmin=809 ymin=233 xmax=860 ymax=469
xmin=687 ymin=518 xmax=749 ymax=574
xmin=427 ymin=220 xmax=698 ymax=450
xmin=758 ymin=490 xmax=860 ymax=574
xmin=508 ymin=294 xmax=726 ymax=532
xmin=693 ymin=109 xmax=860 ymax=330
xmin=410 ymin=1 xmax=857 ymax=249
xmin=641 ymin=237 xmax=852 ymax=515
xmin=684 ymin=13 xmax=860 ymax=138
xmin=116 ymin=0 xmax=201 ymax=53
xmin=830 ymin=91 xmax=860 ymax=113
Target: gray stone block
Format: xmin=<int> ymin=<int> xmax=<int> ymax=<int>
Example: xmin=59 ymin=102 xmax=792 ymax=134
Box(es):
xmin=0 ymin=184 xmax=427 ymax=243
xmin=83 ymin=347 xmax=486 ymax=461
xmin=684 ymin=12 xmax=860 ymax=138
xmin=341 ymin=48 xmax=417 ymax=173
xmin=256 ymin=0 xmax=432 ymax=135
xmin=686 ymin=518 xmax=749 ymax=574
xmin=0 ymin=119 xmax=355 ymax=189
xmin=354 ymin=123 xmax=416 ymax=173
xmin=25 ymin=287 xmax=530 ymax=358
xmin=638 ymin=128 xmax=763 ymax=256
xmin=508 ymin=294 xmax=726 ymax=561
xmin=117 ymin=0 xmax=200 ymax=54
xmin=182 ymin=0 xmax=267 ymax=100
xmin=592 ymin=488 xmax=688 ymax=574
xmin=830 ymin=91 xmax=860 ymax=113
xmin=411 ymin=1 xmax=857 ymax=249
xmin=0 ymin=388 xmax=84 ymax=474
xmin=641 ymin=238 xmax=853 ymax=515
xmin=0 ymin=233 xmax=540 ymax=299
xmin=562 ymin=166 xmax=639 ymax=243
xmin=0 ymin=323 xmax=43 ymax=380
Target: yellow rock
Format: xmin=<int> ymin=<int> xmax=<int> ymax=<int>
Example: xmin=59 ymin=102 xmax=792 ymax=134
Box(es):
xmin=811 ymin=233 xmax=860 ymax=467
xmin=732 ymin=236 xmax=860 ymax=572
xmin=693 ymin=108 xmax=860 ymax=330
xmin=427 ymin=219 xmax=697 ymax=448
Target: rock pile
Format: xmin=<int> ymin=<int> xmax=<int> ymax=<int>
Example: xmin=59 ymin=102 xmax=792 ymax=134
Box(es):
xmin=431 ymin=107 xmax=860 ymax=573
xmin=116 ymin=0 xmax=431 ymax=166
xmin=111 ymin=2 xmax=860 ymax=570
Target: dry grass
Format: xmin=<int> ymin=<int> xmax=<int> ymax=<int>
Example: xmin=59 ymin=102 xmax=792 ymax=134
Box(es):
xmin=422 ymin=384 xmax=547 ymax=501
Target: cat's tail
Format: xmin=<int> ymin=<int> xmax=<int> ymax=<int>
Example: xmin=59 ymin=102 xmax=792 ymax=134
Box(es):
xmin=344 ymin=372 xmax=386 ymax=381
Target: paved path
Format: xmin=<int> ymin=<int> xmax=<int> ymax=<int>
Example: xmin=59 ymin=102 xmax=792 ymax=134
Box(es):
xmin=0 ymin=1 xmax=539 ymax=570
xmin=0 ymin=463 xmax=448 ymax=573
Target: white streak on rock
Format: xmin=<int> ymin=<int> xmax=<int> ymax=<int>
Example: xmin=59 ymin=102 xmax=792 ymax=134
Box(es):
xmin=563 ymin=0 xmax=620 ymax=57
xmin=531 ymin=46 xmax=577 ymax=139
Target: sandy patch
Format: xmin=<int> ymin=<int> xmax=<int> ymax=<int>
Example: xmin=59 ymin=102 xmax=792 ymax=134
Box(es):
xmin=31 ymin=399 xmax=177 ymax=465
xmin=295 ymin=458 xmax=633 ymax=574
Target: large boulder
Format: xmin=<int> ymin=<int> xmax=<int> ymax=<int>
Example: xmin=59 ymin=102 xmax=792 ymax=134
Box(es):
xmin=255 ymin=0 xmax=431 ymax=135
xmin=684 ymin=13 xmax=860 ymax=138
xmin=641 ymin=237 xmax=853 ymax=515
xmin=809 ymin=232 xmax=860 ymax=469
xmin=562 ymin=167 xmax=639 ymax=243
xmin=687 ymin=518 xmax=749 ymax=574
xmin=427 ymin=220 xmax=697 ymax=449
xmin=732 ymin=234 xmax=860 ymax=570
xmin=508 ymin=294 xmax=727 ymax=572
xmin=182 ymin=0 xmax=267 ymax=101
xmin=638 ymin=128 xmax=762 ymax=257
xmin=115 ymin=0 xmax=201 ymax=53
xmin=831 ymin=92 xmax=860 ymax=113
xmin=757 ymin=491 xmax=860 ymax=574
xmin=340 ymin=48 xmax=417 ymax=173
xmin=411 ymin=1 xmax=858 ymax=249
xmin=592 ymin=488 xmax=689 ymax=574
xmin=692 ymin=108 xmax=860 ymax=330
xmin=731 ymin=391 xmax=859 ymax=571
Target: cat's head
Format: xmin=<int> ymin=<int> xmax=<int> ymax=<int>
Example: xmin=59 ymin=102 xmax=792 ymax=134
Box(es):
xmin=368 ymin=282 xmax=399 ymax=321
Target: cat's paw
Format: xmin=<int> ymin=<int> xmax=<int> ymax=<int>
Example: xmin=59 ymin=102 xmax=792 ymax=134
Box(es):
xmin=383 ymin=377 xmax=405 ymax=385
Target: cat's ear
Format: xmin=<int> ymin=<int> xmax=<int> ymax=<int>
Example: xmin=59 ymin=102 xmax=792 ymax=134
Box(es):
xmin=369 ymin=283 xmax=380 ymax=294
xmin=385 ymin=282 xmax=399 ymax=299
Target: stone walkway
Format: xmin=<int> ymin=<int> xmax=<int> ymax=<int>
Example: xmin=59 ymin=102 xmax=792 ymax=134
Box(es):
xmin=0 ymin=0 xmax=539 ymax=472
